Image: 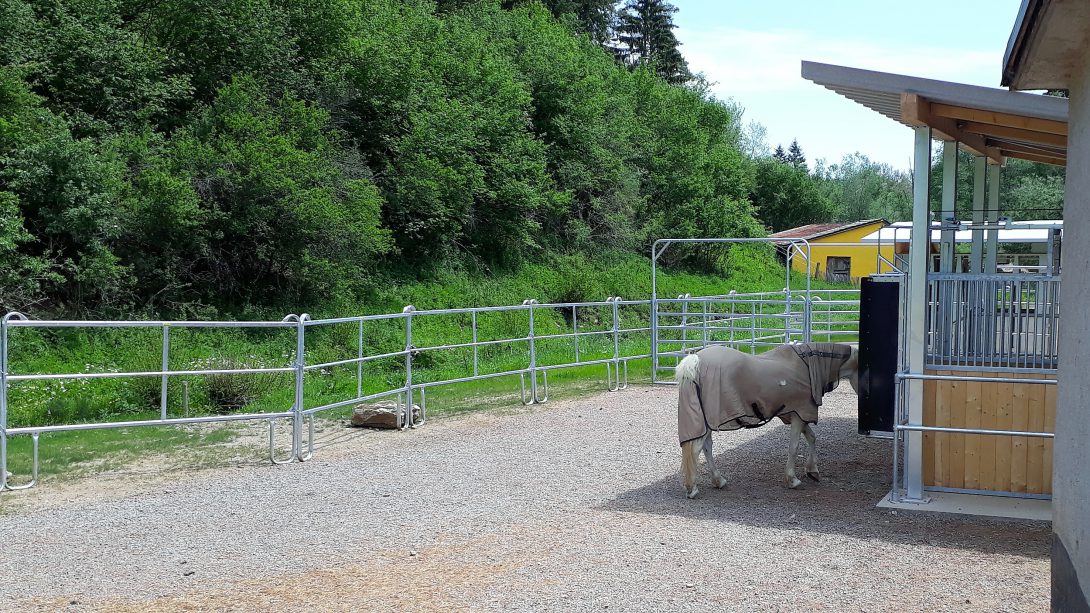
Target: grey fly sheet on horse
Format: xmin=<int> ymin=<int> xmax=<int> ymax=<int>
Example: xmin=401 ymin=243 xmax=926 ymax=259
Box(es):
xmin=677 ymin=343 xmax=852 ymax=445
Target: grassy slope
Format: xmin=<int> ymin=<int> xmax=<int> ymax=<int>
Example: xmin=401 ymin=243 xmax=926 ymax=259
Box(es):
xmin=3 ymin=249 xmax=852 ymax=482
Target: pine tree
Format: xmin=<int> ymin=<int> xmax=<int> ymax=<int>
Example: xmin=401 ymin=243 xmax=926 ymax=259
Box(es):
xmin=786 ymin=139 xmax=807 ymax=171
xmin=773 ymin=145 xmax=787 ymax=162
xmin=614 ymin=0 xmax=691 ymax=85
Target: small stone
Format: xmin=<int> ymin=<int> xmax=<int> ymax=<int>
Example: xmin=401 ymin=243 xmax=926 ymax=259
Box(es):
xmin=184 ymin=571 xmax=195 ymax=577
xmin=381 ymin=493 xmax=391 ymax=498
xmin=685 ymin=583 xmax=694 ymax=588
xmin=409 ymin=550 xmax=418 ymax=557
xmin=70 ymin=601 xmax=79 ymax=606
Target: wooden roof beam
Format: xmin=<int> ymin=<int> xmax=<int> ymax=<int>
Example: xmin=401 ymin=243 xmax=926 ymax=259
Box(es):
xmin=998 ymin=149 xmax=1066 ymax=166
xmin=959 ymin=120 xmax=1067 ymax=148
xmin=901 ymin=94 xmax=1005 ymax=164
xmin=930 ymin=102 xmax=1067 ymax=136
xmin=985 ymin=139 xmax=1066 ymax=158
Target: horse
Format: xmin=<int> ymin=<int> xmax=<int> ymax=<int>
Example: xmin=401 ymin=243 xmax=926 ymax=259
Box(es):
xmin=675 ymin=342 xmax=859 ymax=499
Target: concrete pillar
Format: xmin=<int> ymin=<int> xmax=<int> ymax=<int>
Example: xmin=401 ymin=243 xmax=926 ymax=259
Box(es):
xmin=985 ymin=164 xmax=1001 ymax=273
xmin=904 ymin=126 xmax=931 ymax=502
xmin=1053 ymin=43 xmax=1090 ymax=612
xmin=940 ymin=141 xmax=958 ymax=273
xmin=970 ymin=156 xmax=986 ymax=274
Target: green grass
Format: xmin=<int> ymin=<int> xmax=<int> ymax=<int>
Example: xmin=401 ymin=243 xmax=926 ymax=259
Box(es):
xmin=1 ymin=249 xmax=857 ymax=485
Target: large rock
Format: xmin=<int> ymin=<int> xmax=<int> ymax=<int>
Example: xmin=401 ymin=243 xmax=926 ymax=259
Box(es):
xmin=350 ymin=401 xmax=422 ymax=428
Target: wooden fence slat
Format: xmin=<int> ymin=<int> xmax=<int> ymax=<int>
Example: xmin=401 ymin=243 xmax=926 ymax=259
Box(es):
xmin=1043 ymin=377 xmax=1057 ymax=493
xmin=995 ymin=378 xmax=1014 ymax=492
xmin=963 ymin=377 xmax=982 ymax=490
xmin=979 ymin=373 xmax=998 ymax=491
xmin=1010 ymin=376 xmax=1029 ymax=493
xmin=1026 ymin=374 xmax=1046 ymax=494
xmin=924 ymin=377 xmax=937 ymax=486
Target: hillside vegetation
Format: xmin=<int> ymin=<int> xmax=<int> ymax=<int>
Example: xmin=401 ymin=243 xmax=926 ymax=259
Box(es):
xmin=0 ymin=0 xmax=783 ymax=319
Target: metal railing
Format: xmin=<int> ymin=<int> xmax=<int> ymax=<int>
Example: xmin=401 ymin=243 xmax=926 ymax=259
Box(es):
xmin=1 ymin=288 xmax=862 ymax=491
xmin=0 ymin=299 xmax=656 ymax=491
xmin=651 ymin=289 xmax=861 ymax=379
xmin=926 ymin=273 xmax=1060 ymax=370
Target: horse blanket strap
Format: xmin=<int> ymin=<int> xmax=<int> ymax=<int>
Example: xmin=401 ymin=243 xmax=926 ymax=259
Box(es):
xmin=677 ymin=343 xmax=852 ymax=445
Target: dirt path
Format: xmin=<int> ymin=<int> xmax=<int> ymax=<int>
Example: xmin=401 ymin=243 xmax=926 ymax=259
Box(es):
xmin=0 ymin=386 xmax=1050 ymax=612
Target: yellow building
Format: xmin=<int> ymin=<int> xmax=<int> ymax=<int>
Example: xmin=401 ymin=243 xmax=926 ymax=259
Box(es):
xmin=769 ymin=219 xmax=893 ymax=283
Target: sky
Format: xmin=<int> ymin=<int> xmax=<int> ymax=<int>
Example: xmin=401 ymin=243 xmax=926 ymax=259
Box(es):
xmin=673 ymin=1 xmax=1025 ymax=172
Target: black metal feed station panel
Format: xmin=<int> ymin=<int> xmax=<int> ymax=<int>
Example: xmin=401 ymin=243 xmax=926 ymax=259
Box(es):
xmin=857 ymin=276 xmax=899 ymax=435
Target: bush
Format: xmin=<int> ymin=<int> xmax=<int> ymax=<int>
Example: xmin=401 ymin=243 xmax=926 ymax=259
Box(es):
xmin=203 ymin=358 xmax=278 ymax=413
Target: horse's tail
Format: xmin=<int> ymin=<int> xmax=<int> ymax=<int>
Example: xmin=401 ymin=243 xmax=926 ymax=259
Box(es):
xmin=675 ymin=353 xmax=700 ymax=384
xmin=677 ymin=352 xmax=703 ymax=498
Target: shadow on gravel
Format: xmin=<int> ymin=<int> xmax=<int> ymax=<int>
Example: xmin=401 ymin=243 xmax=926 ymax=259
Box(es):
xmin=599 ymin=415 xmax=1051 ymax=561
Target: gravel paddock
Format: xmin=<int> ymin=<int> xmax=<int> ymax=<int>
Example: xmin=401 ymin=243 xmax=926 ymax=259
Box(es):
xmin=0 ymin=385 xmax=1050 ymax=612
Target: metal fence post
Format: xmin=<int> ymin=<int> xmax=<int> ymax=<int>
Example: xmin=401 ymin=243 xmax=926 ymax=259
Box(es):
xmin=1 ymin=313 xmax=9 ymax=491
xmin=471 ymin=311 xmax=479 ymax=377
xmin=403 ymin=306 xmax=416 ymax=429
xmin=523 ymin=299 xmax=539 ymax=403
xmin=612 ymin=296 xmax=621 ymax=366
xmin=293 ymin=314 xmax=309 ymax=460
xmin=357 ymin=318 xmax=364 ymax=399
xmin=1 ymin=312 xmax=28 ymax=491
xmin=160 ymin=324 xmax=171 ymax=420
xmin=803 ymin=296 xmax=813 ymax=343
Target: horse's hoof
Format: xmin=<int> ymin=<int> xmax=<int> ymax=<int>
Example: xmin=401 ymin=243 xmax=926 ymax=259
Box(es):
xmin=686 ymin=487 xmax=699 ymax=499
xmin=806 ymin=471 xmax=821 ymax=482
xmin=787 ymin=477 xmax=802 ymax=489
xmin=713 ymin=475 xmax=728 ymax=489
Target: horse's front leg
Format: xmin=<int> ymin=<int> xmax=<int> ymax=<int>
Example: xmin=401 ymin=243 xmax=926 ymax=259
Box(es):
xmin=785 ymin=417 xmax=804 ymax=489
xmin=803 ymin=422 xmax=820 ymax=481
xmin=702 ymin=432 xmax=727 ymax=489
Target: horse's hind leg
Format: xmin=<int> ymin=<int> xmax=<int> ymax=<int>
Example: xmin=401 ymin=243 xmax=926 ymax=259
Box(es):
xmin=803 ymin=423 xmax=820 ymax=482
xmin=702 ymin=432 xmax=727 ymax=489
xmin=681 ymin=439 xmax=701 ymax=499
xmin=785 ymin=418 xmax=804 ymax=489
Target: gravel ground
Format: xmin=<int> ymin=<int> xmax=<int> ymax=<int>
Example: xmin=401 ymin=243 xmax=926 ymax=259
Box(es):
xmin=0 ymin=385 xmax=1050 ymax=612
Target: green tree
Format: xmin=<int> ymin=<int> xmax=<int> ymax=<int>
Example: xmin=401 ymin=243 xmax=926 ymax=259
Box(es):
xmin=615 ymin=0 xmax=690 ymax=85
xmin=750 ymin=158 xmax=834 ymax=232
xmin=817 ymin=152 xmax=912 ymax=222
xmin=0 ymin=67 xmax=131 ymax=313
xmin=785 ymin=139 xmax=807 ymax=172
xmin=122 ymin=77 xmax=390 ymax=311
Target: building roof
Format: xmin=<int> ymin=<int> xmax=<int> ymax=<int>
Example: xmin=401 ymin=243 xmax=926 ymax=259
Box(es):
xmin=768 ymin=219 xmax=885 ymax=243
xmin=801 ymin=61 xmax=1068 ymax=166
xmin=860 ymin=220 xmax=1063 ymax=244
xmin=1003 ymin=0 xmax=1090 ymax=90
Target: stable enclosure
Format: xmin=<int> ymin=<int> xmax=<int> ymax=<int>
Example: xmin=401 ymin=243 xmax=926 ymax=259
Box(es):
xmin=802 ymin=60 xmax=1066 ymax=505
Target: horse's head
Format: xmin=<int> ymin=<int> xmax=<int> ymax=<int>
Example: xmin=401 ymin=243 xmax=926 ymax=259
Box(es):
xmin=839 ymin=344 xmax=859 ymax=395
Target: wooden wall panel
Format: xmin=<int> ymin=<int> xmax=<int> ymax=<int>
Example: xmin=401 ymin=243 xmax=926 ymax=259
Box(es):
xmin=922 ymin=369 xmax=1055 ymax=495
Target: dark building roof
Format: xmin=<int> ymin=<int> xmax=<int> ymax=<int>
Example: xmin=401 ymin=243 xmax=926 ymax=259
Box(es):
xmin=768 ymin=219 xmax=886 ymax=243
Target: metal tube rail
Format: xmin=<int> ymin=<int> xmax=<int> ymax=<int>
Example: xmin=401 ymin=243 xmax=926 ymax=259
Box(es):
xmin=8 ymin=367 xmax=295 ymax=381
xmin=7 ymin=320 xmax=296 ymax=329
xmin=896 ymin=372 xmax=1056 ymax=385
xmin=895 ymin=423 xmax=1054 ymax=438
xmin=6 ymin=410 xmax=296 ymax=435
